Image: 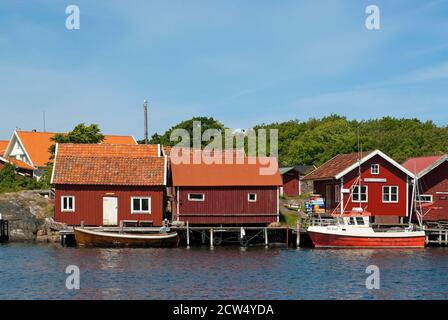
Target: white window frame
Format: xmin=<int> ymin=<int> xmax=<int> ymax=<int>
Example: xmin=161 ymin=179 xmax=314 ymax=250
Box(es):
xmin=417 ymin=195 xmax=433 ymax=203
xmin=352 ymin=185 xmax=368 ymax=203
xmin=371 ymin=164 xmax=380 ymax=175
xmin=61 ymin=196 xmax=75 ymax=212
xmin=131 ymin=197 xmax=151 ymax=214
xmin=188 ymin=193 xmax=205 ymax=202
xmin=383 ymin=186 xmax=399 ymax=203
xmin=248 ymin=193 xmax=257 ymax=202
xmin=335 ymin=185 xmax=340 ymax=203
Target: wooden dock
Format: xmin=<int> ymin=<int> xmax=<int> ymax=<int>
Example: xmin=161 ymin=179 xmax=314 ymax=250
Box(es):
xmin=0 ymin=218 xmax=9 ymax=243
xmin=173 ymin=225 xmax=306 ymax=248
xmin=425 ymin=228 xmax=448 ymax=246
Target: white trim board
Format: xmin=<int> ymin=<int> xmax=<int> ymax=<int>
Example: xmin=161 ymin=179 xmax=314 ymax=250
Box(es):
xmin=335 ymin=150 xmax=415 ymax=180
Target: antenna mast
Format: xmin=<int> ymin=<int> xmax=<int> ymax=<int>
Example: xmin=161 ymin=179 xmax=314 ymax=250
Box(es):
xmin=43 ymin=111 xmax=46 ymax=132
xmin=143 ymin=100 xmax=149 ymax=144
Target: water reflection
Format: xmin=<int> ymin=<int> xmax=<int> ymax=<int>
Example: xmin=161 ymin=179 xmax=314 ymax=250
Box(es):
xmin=0 ymin=244 xmax=447 ymax=300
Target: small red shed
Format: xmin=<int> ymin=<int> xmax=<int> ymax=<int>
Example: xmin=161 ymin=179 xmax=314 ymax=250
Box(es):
xmin=403 ymin=155 xmax=448 ymax=221
xmin=52 ymin=143 xmax=167 ymax=227
xmin=304 ymin=150 xmax=414 ymax=224
xmin=169 ymin=150 xmax=282 ymax=225
xmin=280 ymin=166 xmax=314 ymax=197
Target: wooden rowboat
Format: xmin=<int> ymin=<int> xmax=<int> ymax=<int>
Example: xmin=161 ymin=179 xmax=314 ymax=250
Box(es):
xmin=74 ymin=227 xmax=180 ymax=248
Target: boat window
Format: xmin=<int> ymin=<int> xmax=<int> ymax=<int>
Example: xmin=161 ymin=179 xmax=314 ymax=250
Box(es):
xmin=188 ymin=193 xmax=205 ymax=201
xmin=355 ymin=217 xmax=365 ymax=225
xmin=383 ymin=186 xmax=399 ymax=203
xmin=371 ymin=164 xmax=380 ymax=175
xmin=248 ymin=193 xmax=257 ymax=202
xmin=132 ymin=197 xmax=151 ymax=214
xmin=61 ymin=196 xmax=75 ymax=212
xmin=348 ymin=217 xmax=355 ymax=225
xmin=352 ymin=186 xmax=368 ymax=202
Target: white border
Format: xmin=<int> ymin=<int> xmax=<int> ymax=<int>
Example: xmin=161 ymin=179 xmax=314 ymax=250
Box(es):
xmin=382 ymin=186 xmax=399 ymax=203
xmin=352 ymin=185 xmax=368 ymax=203
xmin=61 ymin=195 xmax=75 ymax=212
xmin=248 ymin=193 xmax=257 ymax=202
xmin=131 ymin=197 xmax=152 ymax=214
xmin=188 ymin=193 xmax=205 ymax=201
xmin=335 ymin=150 xmax=414 ymax=180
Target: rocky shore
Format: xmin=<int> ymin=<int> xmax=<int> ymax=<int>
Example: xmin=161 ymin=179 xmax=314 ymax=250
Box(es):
xmin=0 ymin=190 xmax=65 ymax=242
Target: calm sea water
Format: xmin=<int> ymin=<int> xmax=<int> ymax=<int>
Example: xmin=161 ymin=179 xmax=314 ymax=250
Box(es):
xmin=0 ymin=243 xmax=447 ymax=300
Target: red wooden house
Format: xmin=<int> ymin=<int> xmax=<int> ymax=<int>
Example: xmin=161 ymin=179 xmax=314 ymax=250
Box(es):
xmin=52 ymin=143 xmax=167 ymax=227
xmin=280 ymin=165 xmax=314 ymax=197
xmin=304 ymin=150 xmax=415 ymax=223
xmin=169 ymin=150 xmax=282 ymax=225
xmin=403 ymin=155 xmax=448 ymax=221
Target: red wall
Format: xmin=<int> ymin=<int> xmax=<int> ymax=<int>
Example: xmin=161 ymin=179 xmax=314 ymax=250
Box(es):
xmin=173 ymin=186 xmax=279 ymax=225
xmin=313 ymin=155 xmax=409 ymax=217
xmin=54 ymin=185 xmax=165 ymax=226
xmin=418 ymin=161 xmax=448 ymax=221
xmin=282 ymin=171 xmax=300 ymax=197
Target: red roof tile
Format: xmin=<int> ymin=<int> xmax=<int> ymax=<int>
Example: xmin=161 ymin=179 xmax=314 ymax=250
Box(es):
xmin=402 ymin=155 xmax=444 ymax=175
xmin=52 ymin=144 xmax=165 ymax=186
xmin=57 ymin=143 xmax=159 ymax=158
xmin=170 ymin=149 xmax=282 ymax=187
xmin=0 ymin=156 xmax=35 ymax=171
xmin=0 ymin=140 xmax=9 ymax=156
xmin=304 ymin=152 xmax=371 ymax=180
xmin=15 ymin=131 xmax=137 ymax=167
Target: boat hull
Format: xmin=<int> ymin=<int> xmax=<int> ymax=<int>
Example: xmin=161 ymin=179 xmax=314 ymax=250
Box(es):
xmin=74 ymin=228 xmax=180 ymax=248
xmin=308 ymin=231 xmax=426 ymax=248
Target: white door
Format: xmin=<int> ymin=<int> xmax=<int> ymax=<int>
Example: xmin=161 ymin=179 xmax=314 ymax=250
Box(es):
xmin=103 ymin=197 xmax=118 ymax=226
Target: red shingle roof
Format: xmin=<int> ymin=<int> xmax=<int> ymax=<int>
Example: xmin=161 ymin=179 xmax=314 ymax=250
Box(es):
xmin=57 ymin=143 xmax=159 ymax=158
xmin=304 ymin=152 xmax=371 ymax=180
xmin=170 ymin=149 xmax=282 ymax=187
xmin=52 ymin=144 xmax=165 ymax=186
xmin=0 ymin=140 xmax=9 ymax=156
xmin=402 ymin=155 xmax=444 ymax=175
xmin=14 ymin=131 xmax=138 ymax=167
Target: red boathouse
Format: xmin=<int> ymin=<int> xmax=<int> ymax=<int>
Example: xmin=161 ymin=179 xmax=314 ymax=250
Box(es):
xmin=169 ymin=150 xmax=282 ymax=225
xmin=403 ymin=155 xmax=448 ymax=221
xmin=304 ymin=150 xmax=415 ymax=223
xmin=52 ymin=143 xmax=167 ymax=227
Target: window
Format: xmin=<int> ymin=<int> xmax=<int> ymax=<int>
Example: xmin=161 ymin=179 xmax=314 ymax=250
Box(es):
xmin=248 ymin=193 xmax=257 ymax=202
xmin=355 ymin=217 xmax=365 ymax=225
xmin=61 ymin=196 xmax=75 ymax=212
xmin=335 ymin=185 xmax=340 ymax=203
xmin=371 ymin=164 xmax=380 ymax=175
xmin=383 ymin=186 xmax=399 ymax=203
xmin=417 ymin=195 xmax=433 ymax=203
xmin=352 ymin=185 xmax=368 ymax=202
xmin=188 ymin=193 xmax=205 ymax=201
xmin=131 ymin=197 xmax=151 ymax=214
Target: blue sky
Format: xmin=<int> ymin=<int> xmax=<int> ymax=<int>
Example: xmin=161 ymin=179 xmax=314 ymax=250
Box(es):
xmin=0 ymin=0 xmax=447 ymax=140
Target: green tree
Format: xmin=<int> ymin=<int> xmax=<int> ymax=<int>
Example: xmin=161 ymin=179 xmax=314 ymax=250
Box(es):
xmin=147 ymin=117 xmax=226 ymax=148
xmin=41 ymin=123 xmax=105 ymax=186
xmin=0 ymin=163 xmax=42 ymax=193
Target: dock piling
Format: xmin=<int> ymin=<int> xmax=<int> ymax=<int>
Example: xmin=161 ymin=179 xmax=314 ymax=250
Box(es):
xmin=296 ymin=220 xmax=301 ymax=248
xmin=186 ymin=221 xmax=190 ymax=248
xmin=264 ymin=228 xmax=268 ymax=247
xmin=210 ymin=229 xmax=214 ymax=248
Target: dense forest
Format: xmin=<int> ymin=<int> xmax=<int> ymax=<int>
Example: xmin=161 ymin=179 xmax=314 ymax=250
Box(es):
xmin=148 ymin=115 xmax=448 ymax=166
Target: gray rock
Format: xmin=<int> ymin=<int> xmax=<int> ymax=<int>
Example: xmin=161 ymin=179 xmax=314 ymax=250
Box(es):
xmin=0 ymin=191 xmax=54 ymax=242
